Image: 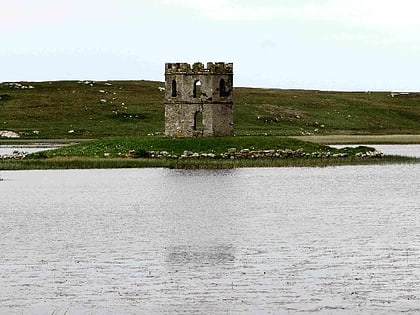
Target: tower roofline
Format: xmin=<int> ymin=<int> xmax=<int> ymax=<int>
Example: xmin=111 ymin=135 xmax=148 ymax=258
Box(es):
xmin=165 ymin=62 xmax=233 ymax=75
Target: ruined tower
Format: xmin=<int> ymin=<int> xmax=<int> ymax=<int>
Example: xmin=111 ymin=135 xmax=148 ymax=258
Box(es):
xmin=164 ymin=62 xmax=233 ymax=137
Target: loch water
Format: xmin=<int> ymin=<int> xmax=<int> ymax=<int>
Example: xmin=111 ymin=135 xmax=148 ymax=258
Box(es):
xmin=0 ymin=148 xmax=419 ymax=314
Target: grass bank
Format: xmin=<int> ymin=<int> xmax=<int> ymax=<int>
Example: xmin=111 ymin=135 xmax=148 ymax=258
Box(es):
xmin=1 ymin=80 xmax=419 ymax=138
xmin=1 ymin=155 xmax=418 ymax=170
xmin=0 ymin=136 xmax=414 ymax=170
xmin=28 ymin=136 xmax=330 ymax=158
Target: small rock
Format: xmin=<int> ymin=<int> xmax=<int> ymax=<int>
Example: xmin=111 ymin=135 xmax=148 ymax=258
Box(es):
xmin=0 ymin=130 xmax=20 ymax=138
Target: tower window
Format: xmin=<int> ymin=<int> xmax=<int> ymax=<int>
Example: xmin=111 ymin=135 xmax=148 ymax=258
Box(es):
xmin=171 ymin=79 xmax=177 ymax=97
xmin=193 ymin=80 xmax=202 ymax=98
xmin=194 ymin=111 xmax=204 ymax=132
xmin=219 ymin=79 xmax=229 ymax=97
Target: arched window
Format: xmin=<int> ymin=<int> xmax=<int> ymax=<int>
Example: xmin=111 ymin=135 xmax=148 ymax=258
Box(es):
xmin=193 ymin=80 xmax=202 ymax=98
xmin=219 ymin=79 xmax=226 ymax=97
xmin=219 ymin=78 xmax=229 ymax=97
xmin=171 ymin=79 xmax=177 ymax=97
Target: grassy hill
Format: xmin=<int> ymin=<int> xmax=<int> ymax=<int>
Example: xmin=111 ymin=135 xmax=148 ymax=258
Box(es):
xmin=1 ymin=80 xmax=419 ymax=139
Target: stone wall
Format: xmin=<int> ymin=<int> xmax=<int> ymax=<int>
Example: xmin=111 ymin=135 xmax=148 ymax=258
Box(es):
xmin=164 ymin=62 xmax=233 ymax=137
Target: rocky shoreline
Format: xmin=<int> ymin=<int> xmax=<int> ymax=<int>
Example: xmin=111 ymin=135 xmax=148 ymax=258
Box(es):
xmin=1 ymin=148 xmax=384 ymax=161
xmin=0 ymin=151 xmax=28 ymax=160
xmin=144 ymin=148 xmax=384 ymax=159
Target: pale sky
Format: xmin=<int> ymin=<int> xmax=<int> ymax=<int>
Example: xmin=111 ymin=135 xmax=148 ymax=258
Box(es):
xmin=1 ymin=0 xmax=420 ymax=91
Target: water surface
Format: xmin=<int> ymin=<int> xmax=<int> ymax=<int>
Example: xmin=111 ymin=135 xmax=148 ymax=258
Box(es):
xmin=0 ymin=144 xmax=63 ymax=155
xmin=1 ymin=163 xmax=419 ymax=314
xmin=332 ymin=144 xmax=420 ymax=158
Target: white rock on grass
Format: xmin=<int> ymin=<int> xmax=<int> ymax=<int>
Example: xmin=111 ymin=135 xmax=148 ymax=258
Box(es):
xmin=0 ymin=130 xmax=20 ymax=138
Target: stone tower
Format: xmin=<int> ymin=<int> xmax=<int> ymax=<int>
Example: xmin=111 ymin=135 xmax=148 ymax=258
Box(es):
xmin=164 ymin=62 xmax=233 ymax=137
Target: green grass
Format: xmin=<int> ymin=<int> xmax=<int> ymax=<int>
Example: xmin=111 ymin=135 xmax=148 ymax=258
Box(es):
xmin=9 ymin=135 xmax=410 ymax=170
xmin=1 ymin=80 xmax=419 ymax=139
xmin=26 ymin=136 xmax=375 ymax=159
xmin=234 ymin=89 xmax=420 ymax=136
xmin=0 ymin=80 xmax=163 ymax=139
xmin=2 ymin=135 xmax=418 ymax=170
xmin=1 ymin=155 xmax=418 ymax=170
xmin=31 ymin=136 xmax=320 ymax=157
xmin=1 ymin=80 xmax=419 ymax=169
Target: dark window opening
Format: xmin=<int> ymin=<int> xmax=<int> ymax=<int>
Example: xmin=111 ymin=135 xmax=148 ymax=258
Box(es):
xmin=194 ymin=111 xmax=204 ymax=132
xmin=193 ymin=80 xmax=202 ymax=98
xmin=171 ymin=79 xmax=177 ymax=97
xmin=219 ymin=78 xmax=230 ymax=97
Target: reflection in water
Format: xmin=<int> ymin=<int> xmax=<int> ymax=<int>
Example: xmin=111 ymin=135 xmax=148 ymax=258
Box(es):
xmin=167 ymin=245 xmax=235 ymax=266
xmin=373 ymin=144 xmax=420 ymax=157
xmin=0 ymin=163 xmax=419 ymax=314
xmin=0 ymin=144 xmax=63 ymax=155
xmin=332 ymin=144 xmax=420 ymax=158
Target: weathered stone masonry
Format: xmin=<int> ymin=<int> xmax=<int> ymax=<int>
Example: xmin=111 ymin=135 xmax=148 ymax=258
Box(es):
xmin=164 ymin=62 xmax=233 ymax=137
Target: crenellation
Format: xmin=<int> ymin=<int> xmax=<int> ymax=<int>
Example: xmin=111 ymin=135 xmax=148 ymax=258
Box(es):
xmin=165 ymin=62 xmax=233 ymax=74
xmin=165 ymin=62 xmax=190 ymax=73
xmin=192 ymin=62 xmax=204 ymax=72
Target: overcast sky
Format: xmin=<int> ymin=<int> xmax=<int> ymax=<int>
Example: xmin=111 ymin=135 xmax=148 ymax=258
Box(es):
xmin=1 ymin=0 xmax=420 ymax=91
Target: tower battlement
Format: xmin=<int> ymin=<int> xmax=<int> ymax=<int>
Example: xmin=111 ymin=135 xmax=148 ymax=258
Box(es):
xmin=165 ymin=62 xmax=233 ymax=75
